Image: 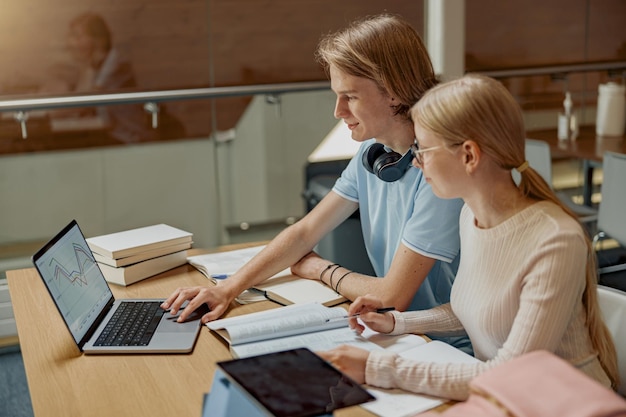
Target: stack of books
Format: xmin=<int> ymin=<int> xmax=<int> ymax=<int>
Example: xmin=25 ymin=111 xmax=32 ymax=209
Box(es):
xmin=86 ymin=224 xmax=193 ymax=286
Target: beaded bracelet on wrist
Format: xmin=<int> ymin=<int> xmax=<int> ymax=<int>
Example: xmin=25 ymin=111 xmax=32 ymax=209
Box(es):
xmin=334 ymin=271 xmax=352 ymax=293
xmin=319 ymin=263 xmax=339 ymax=283
xmin=328 ymin=264 xmax=342 ymax=289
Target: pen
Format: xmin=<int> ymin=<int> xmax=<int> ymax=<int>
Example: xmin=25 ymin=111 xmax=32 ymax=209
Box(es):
xmin=210 ymin=273 xmax=231 ymax=279
xmin=325 ymin=307 xmax=395 ymax=323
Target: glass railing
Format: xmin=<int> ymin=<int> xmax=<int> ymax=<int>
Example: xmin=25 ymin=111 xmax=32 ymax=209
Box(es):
xmin=1 ymin=61 xmax=624 ymax=254
xmin=2 ymin=60 xmax=623 ymax=154
xmin=476 ymin=61 xmax=626 ymax=123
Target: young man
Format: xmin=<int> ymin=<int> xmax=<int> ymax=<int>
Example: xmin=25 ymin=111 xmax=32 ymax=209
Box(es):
xmin=162 ymin=14 xmax=468 ymax=351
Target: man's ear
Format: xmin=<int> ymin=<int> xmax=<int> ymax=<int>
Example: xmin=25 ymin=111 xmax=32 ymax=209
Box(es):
xmin=461 ymin=140 xmax=480 ymax=174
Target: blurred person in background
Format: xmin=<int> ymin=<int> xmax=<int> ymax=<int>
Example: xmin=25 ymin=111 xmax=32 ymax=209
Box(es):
xmin=47 ymin=12 xmax=183 ymax=143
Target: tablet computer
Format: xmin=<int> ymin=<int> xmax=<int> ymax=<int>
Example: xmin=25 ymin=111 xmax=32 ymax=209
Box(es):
xmin=214 ymin=348 xmax=375 ymax=417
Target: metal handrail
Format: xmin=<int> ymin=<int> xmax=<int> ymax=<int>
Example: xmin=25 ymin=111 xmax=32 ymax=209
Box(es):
xmin=475 ymin=60 xmax=626 ymax=79
xmin=0 ymin=80 xmax=331 ymax=139
xmin=0 ymin=81 xmax=331 ymax=113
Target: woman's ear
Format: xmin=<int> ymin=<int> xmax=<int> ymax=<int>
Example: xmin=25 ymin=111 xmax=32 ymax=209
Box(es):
xmin=461 ymin=140 xmax=481 ymax=174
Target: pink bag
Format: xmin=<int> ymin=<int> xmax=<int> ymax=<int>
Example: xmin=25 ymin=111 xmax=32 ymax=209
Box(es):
xmin=420 ymin=350 xmax=626 ymax=417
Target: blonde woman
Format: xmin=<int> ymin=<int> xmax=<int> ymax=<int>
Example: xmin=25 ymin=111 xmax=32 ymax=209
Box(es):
xmin=319 ymin=74 xmax=618 ymax=400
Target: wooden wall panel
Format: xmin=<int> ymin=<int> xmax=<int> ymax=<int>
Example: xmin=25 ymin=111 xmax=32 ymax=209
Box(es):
xmin=466 ymin=0 xmax=589 ymax=69
xmin=208 ymin=1 xmax=422 ymax=86
xmin=587 ymin=0 xmax=626 ymax=61
xmin=466 ymin=0 xmax=626 ymax=110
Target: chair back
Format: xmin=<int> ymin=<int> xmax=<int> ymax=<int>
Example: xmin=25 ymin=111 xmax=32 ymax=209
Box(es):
xmin=598 ymin=285 xmax=626 ymax=396
xmin=597 ymin=152 xmax=626 ymax=246
xmin=524 ymin=139 xmax=598 ymax=224
xmin=525 ymin=138 xmax=553 ymax=185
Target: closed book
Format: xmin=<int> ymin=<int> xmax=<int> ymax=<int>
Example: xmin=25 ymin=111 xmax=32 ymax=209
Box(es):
xmin=250 ymin=274 xmax=347 ymax=307
xmin=93 ymin=241 xmax=192 ymax=267
xmin=97 ymin=250 xmax=188 ymax=286
xmin=86 ymin=224 xmax=192 ymax=259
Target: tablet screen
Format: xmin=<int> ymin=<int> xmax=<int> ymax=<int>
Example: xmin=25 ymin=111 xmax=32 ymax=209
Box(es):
xmin=217 ymin=348 xmax=375 ymax=417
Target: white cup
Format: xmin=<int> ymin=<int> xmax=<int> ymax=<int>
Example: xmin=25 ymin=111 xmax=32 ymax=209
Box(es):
xmin=596 ymin=82 xmax=626 ymax=137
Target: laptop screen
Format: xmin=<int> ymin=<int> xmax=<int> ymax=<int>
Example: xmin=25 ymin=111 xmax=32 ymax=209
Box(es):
xmin=33 ymin=220 xmax=113 ymax=346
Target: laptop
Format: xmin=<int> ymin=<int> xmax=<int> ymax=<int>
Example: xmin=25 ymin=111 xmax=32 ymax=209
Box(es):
xmin=32 ymin=219 xmax=206 ymax=354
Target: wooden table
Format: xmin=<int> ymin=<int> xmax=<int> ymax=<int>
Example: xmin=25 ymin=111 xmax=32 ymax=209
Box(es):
xmin=527 ymin=125 xmax=626 ymax=206
xmin=7 ymin=245 xmax=450 ymax=417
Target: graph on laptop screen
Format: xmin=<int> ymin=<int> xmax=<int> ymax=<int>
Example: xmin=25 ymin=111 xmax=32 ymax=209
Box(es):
xmin=34 ymin=223 xmax=112 ymax=344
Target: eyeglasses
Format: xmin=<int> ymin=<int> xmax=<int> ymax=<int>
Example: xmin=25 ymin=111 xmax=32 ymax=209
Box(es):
xmin=410 ymin=141 xmax=442 ymax=165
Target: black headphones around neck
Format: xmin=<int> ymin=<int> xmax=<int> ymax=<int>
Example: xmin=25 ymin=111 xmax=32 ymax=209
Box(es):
xmin=361 ymin=142 xmax=414 ymax=182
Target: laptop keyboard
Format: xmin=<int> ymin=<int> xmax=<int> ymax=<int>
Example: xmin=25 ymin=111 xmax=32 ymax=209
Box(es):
xmin=94 ymin=301 xmax=164 ymax=347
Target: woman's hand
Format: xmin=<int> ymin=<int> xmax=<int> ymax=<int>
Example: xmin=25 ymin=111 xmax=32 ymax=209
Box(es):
xmin=317 ymin=345 xmax=370 ymax=384
xmin=348 ymin=295 xmax=396 ymax=334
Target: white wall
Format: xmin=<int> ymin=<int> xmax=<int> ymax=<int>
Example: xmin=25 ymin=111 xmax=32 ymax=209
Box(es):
xmin=226 ymin=91 xmax=337 ymax=227
xmin=0 ymin=139 xmax=219 ymax=248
